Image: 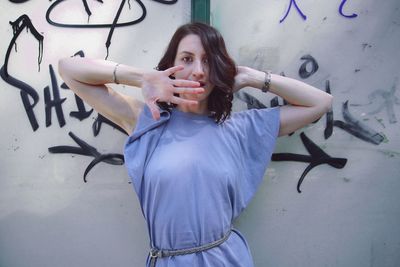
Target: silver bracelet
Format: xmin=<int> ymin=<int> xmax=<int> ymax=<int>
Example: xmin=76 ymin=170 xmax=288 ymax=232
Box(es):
xmin=261 ymin=70 xmax=272 ymax=93
xmin=113 ymin=63 xmax=120 ymax=84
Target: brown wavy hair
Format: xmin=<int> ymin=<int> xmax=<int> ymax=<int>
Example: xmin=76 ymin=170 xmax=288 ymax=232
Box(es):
xmin=157 ymin=22 xmax=237 ymax=123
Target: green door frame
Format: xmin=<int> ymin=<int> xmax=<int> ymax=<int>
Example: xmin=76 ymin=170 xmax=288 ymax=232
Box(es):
xmin=191 ymin=0 xmax=210 ymax=24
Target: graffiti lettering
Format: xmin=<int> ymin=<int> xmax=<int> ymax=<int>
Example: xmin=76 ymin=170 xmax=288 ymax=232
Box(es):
xmin=46 ymin=0 xmax=146 ymax=28
xmin=299 ymin=54 xmax=319 ymax=79
xmin=44 ymin=64 xmax=67 ymax=127
xmin=235 ymin=91 xmax=267 ymax=110
xmin=93 ymin=114 xmax=127 ymax=137
xmin=332 ymin=101 xmax=385 ymax=145
xmin=339 ymin=0 xmax=358 ymax=18
xmin=70 ymin=93 xmax=94 ymax=121
xmin=279 ymin=0 xmax=358 ymax=23
xmin=324 ymin=80 xmax=334 ymax=139
xmin=0 ymin=14 xmax=43 ymax=131
xmin=9 ymin=0 xmax=31 ymax=3
xmin=233 ymin=55 xmax=391 ymax=192
xmin=272 ymin=132 xmax=348 ymax=193
xmin=60 ymin=51 xmax=94 ymax=121
xmin=45 ymin=0 xmax=178 ymax=59
xmin=367 ymin=80 xmax=399 ymax=124
xmin=279 ymin=0 xmax=307 ymax=23
xmin=48 ymin=132 xmax=124 ymax=182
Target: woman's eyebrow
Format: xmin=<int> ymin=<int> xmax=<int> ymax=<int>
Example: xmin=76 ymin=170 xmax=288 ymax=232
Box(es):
xmin=178 ymin=51 xmax=207 ymax=59
xmin=178 ymin=51 xmax=194 ymax=56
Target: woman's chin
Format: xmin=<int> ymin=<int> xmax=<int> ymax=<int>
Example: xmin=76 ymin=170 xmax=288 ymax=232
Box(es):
xmin=181 ymin=93 xmax=205 ymax=101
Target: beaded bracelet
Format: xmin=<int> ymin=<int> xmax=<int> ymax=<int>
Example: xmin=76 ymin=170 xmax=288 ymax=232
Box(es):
xmin=261 ymin=70 xmax=272 ymax=93
xmin=113 ymin=63 xmax=120 ymax=84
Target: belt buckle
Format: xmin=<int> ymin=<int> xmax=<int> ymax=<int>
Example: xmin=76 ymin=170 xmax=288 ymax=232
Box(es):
xmin=150 ymin=248 xmax=162 ymax=259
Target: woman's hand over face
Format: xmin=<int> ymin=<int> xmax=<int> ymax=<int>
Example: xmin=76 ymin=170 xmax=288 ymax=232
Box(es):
xmin=142 ymin=65 xmax=204 ymax=120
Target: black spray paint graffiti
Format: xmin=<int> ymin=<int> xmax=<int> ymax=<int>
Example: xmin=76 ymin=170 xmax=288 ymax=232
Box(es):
xmin=59 ymin=50 xmax=94 ymax=122
xmin=272 ymin=132 xmax=347 ymax=193
xmin=45 ymin=64 xmax=67 ymax=127
xmin=236 ymin=54 xmax=392 ymax=192
xmin=0 ymin=14 xmax=43 ymax=131
xmin=0 ymin=13 xmax=126 ymax=179
xmin=330 ymin=101 xmax=385 ymax=145
xmin=60 ymin=50 xmax=94 ymax=121
xmin=59 ymin=51 xmax=127 ymax=136
xmin=235 ymin=91 xmax=267 ymax=110
xmin=299 ymin=54 xmax=319 ymax=79
xmin=48 ymin=132 xmax=124 ymax=182
xmin=366 ymin=79 xmax=399 ymax=124
xmin=236 ymin=92 xmax=347 ymax=193
xmin=236 ymin=90 xmax=348 ymax=193
xmin=279 ymin=0 xmax=358 ymax=23
xmin=0 ymin=7 xmax=385 ymax=189
xmin=9 ymin=0 xmax=31 ymax=3
xmin=324 ymin=82 xmax=385 ymax=145
xmin=45 ymin=0 xmax=178 ymax=59
xmin=0 ymin=15 xmax=119 ymax=135
xmin=93 ymin=114 xmax=127 ymax=137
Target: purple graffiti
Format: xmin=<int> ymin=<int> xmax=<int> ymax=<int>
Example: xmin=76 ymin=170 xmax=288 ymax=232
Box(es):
xmin=339 ymin=0 xmax=358 ymax=19
xmin=280 ymin=0 xmax=307 ymax=23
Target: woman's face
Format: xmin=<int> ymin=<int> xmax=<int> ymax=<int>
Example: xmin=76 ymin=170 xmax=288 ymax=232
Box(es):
xmin=173 ymin=34 xmax=214 ymax=103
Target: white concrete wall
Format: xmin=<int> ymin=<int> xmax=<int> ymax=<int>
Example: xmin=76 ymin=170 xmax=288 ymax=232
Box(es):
xmin=1 ymin=1 xmax=399 ymax=267
xmin=0 ymin=1 xmax=190 ymax=267
xmin=211 ymin=0 xmax=400 ymax=266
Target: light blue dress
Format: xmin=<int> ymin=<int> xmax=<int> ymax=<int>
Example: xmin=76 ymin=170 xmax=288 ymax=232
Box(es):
xmin=124 ymin=105 xmax=280 ymax=266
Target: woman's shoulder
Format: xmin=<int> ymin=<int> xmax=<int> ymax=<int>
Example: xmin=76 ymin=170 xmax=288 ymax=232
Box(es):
xmin=229 ymin=106 xmax=280 ymax=123
xmin=224 ymin=107 xmax=280 ymax=137
xmin=125 ymin=105 xmax=171 ymax=144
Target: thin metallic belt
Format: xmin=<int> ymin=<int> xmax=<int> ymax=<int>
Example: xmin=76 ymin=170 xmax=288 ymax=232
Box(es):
xmin=149 ymin=226 xmax=233 ymax=267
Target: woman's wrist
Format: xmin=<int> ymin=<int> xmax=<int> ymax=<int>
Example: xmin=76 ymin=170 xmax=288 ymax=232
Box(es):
xmin=244 ymin=67 xmax=266 ymax=90
xmin=112 ymin=63 xmax=145 ymax=88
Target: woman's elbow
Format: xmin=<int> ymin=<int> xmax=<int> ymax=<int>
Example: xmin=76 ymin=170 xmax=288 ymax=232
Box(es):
xmin=58 ymin=57 xmax=81 ymax=84
xmin=323 ymin=93 xmax=333 ymax=113
xmin=316 ymin=92 xmax=333 ymax=116
xmin=58 ymin=57 xmax=70 ymax=78
xmin=315 ymin=93 xmax=333 ymax=118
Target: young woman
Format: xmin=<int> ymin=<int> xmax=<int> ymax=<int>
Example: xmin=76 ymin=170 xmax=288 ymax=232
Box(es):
xmin=58 ymin=22 xmax=332 ymax=267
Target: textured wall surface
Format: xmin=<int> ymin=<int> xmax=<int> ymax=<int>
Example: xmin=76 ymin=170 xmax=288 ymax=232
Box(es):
xmin=211 ymin=0 xmax=400 ymax=266
xmin=0 ymin=1 xmax=190 ymax=267
xmin=1 ymin=1 xmax=399 ymax=267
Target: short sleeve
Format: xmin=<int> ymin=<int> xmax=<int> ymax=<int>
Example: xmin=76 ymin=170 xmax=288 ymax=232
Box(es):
xmin=124 ymin=105 xmax=170 ymax=201
xmin=230 ymin=107 xmax=280 ymax=217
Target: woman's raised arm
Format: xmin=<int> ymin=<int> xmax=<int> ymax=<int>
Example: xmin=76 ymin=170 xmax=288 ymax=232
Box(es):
xmin=234 ymin=66 xmax=333 ymax=137
xmin=58 ymin=57 xmax=204 ymax=134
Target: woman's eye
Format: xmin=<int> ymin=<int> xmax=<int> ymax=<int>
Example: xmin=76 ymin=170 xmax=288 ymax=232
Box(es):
xmin=182 ymin=57 xmax=192 ymax=63
xmin=203 ymin=58 xmax=208 ymax=64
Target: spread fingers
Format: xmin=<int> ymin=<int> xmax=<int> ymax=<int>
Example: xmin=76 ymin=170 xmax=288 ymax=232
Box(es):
xmin=174 ymin=87 xmax=205 ymax=94
xmin=173 ymin=79 xmax=201 ymax=88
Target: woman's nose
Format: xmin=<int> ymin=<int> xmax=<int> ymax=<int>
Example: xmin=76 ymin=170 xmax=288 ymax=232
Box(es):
xmin=192 ymin=60 xmax=205 ymax=78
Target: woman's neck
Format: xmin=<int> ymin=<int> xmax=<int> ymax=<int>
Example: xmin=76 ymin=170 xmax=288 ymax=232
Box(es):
xmin=176 ymin=100 xmax=209 ymax=115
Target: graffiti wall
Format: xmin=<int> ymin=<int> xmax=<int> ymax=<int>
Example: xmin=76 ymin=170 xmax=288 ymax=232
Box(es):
xmin=0 ymin=1 xmax=190 ymax=266
xmin=211 ymin=0 xmax=400 ymax=266
xmin=1 ymin=0 xmax=399 ymax=267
